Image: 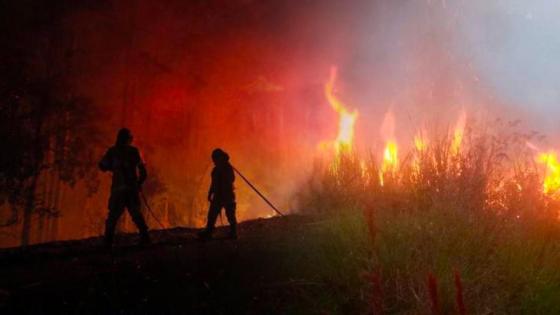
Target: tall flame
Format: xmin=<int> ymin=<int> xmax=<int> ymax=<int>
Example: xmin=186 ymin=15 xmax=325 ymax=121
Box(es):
xmin=537 ymin=151 xmax=560 ymax=197
xmin=378 ymin=111 xmax=398 ymax=186
xmin=379 ymin=140 xmax=398 ymax=186
xmin=414 ymin=134 xmax=427 ymax=152
xmin=412 ymin=132 xmax=427 ymax=176
xmin=450 ymin=111 xmax=467 ymax=155
xmin=325 ymin=66 xmax=358 ymax=154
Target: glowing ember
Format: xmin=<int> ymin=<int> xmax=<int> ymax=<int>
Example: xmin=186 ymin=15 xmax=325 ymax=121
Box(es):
xmin=379 ymin=140 xmax=398 ymax=186
xmin=325 ymin=66 xmax=358 ymax=154
xmin=537 ymin=151 xmax=560 ymax=197
xmin=450 ymin=111 xmax=467 ymax=155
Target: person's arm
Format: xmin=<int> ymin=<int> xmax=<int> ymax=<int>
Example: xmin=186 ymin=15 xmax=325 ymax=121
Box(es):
xmin=138 ymin=163 xmax=147 ymax=188
xmin=227 ymin=165 xmax=235 ymax=184
xmin=98 ymin=149 xmax=112 ymax=172
xmin=136 ymin=148 xmax=147 ymax=188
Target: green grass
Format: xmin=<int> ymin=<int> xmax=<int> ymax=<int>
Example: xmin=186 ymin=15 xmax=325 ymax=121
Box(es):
xmin=269 ymin=213 xmax=370 ymax=314
xmin=286 ymin=208 xmax=560 ymax=314
xmin=291 ymin=123 xmax=560 ymax=314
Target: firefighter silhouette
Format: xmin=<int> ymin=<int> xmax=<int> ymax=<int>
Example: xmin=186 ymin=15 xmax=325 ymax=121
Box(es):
xmin=198 ymin=148 xmax=237 ymax=240
xmin=99 ymin=128 xmax=150 ymax=246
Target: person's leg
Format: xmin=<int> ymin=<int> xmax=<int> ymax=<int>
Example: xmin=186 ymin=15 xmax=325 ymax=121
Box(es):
xmin=104 ymin=192 xmax=125 ymax=246
xmin=224 ymin=202 xmax=237 ymax=238
xmin=200 ymin=202 xmax=221 ymax=238
xmin=126 ymin=191 xmax=150 ymax=243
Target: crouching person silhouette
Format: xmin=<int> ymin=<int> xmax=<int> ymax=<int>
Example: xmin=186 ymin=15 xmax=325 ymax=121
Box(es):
xmin=198 ymin=148 xmax=237 ymax=240
xmin=99 ymin=128 xmax=150 ymax=247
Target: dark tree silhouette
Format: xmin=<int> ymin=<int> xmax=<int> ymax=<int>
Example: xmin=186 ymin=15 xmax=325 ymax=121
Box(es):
xmin=0 ymin=1 xmax=102 ymax=246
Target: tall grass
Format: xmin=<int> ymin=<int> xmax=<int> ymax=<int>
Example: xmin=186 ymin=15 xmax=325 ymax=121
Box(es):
xmin=297 ymin=121 xmax=560 ymax=314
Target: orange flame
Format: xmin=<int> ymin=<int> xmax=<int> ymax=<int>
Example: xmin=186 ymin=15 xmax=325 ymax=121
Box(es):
xmin=379 ymin=140 xmax=398 ymax=186
xmin=378 ymin=111 xmax=398 ymax=186
xmin=325 ymin=67 xmax=358 ymax=155
xmin=414 ymin=134 xmax=428 ymax=152
xmin=412 ymin=132 xmax=427 ymax=176
xmin=537 ymin=151 xmax=560 ymax=197
xmin=450 ymin=111 xmax=467 ymax=155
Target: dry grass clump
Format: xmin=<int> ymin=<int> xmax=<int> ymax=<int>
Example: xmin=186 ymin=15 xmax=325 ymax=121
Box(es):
xmin=297 ymin=121 xmax=560 ymax=313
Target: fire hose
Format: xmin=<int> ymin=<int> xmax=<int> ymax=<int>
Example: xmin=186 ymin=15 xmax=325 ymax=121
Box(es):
xmin=140 ymin=190 xmax=166 ymax=229
xmin=232 ymin=166 xmax=285 ymax=217
xmin=140 ymin=165 xmax=285 ymax=231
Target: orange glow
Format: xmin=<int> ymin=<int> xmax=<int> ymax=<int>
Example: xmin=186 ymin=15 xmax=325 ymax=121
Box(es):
xmin=537 ymin=151 xmax=560 ymax=197
xmin=414 ymin=134 xmax=427 ymax=152
xmin=325 ymin=66 xmax=358 ymax=155
xmin=379 ymin=140 xmax=398 ymax=186
xmin=412 ymin=133 xmax=427 ymax=175
xmin=450 ymin=111 xmax=467 ymax=155
xmin=378 ymin=110 xmax=398 ymax=186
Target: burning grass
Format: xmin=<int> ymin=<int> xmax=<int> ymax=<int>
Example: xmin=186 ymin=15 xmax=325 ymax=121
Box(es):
xmin=296 ymin=121 xmax=560 ymax=313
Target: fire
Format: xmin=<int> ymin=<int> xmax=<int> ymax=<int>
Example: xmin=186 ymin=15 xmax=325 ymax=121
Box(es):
xmin=414 ymin=134 xmax=427 ymax=152
xmin=537 ymin=151 xmax=560 ymax=197
xmin=378 ymin=110 xmax=398 ymax=186
xmin=450 ymin=111 xmax=467 ymax=155
xmin=412 ymin=133 xmax=427 ymax=176
xmin=325 ymin=66 xmax=358 ymax=154
xmin=379 ymin=139 xmax=398 ymax=186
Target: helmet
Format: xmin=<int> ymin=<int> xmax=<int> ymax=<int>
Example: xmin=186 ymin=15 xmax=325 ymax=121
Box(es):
xmin=211 ymin=148 xmax=230 ymax=163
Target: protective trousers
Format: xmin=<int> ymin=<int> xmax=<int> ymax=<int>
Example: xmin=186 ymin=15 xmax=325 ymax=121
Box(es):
xmin=104 ymin=189 xmax=149 ymax=245
xmin=205 ymin=201 xmax=237 ymax=234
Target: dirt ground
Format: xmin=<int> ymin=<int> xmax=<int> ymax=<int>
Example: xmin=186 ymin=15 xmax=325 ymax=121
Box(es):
xmin=0 ymin=215 xmax=323 ymax=315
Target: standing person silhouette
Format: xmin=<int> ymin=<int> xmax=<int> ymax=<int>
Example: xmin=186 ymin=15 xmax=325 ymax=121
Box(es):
xmin=198 ymin=148 xmax=237 ymax=240
xmin=99 ymin=128 xmax=150 ymax=247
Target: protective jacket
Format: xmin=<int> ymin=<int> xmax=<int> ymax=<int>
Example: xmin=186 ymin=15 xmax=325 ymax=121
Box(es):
xmin=209 ymin=162 xmax=235 ymax=204
xmin=99 ymin=145 xmax=146 ymax=192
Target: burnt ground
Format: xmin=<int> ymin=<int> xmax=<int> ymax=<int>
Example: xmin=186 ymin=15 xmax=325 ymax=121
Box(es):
xmin=0 ymin=215 xmax=342 ymax=315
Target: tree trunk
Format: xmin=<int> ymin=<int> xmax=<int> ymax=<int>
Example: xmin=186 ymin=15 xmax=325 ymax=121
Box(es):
xmin=21 ymin=175 xmax=39 ymax=247
xmin=21 ymin=93 xmax=46 ymax=247
xmin=51 ymin=178 xmax=62 ymax=241
xmin=37 ymin=212 xmax=45 ymax=244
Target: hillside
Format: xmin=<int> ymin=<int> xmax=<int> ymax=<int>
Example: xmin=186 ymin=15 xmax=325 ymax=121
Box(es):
xmin=0 ymin=215 xmax=352 ymax=315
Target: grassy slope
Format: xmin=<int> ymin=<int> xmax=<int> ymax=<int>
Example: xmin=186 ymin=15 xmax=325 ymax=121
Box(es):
xmin=3 ymin=208 xmax=560 ymax=314
xmin=371 ymin=206 xmax=560 ymax=315
xmin=0 ymin=215 xmax=369 ymax=315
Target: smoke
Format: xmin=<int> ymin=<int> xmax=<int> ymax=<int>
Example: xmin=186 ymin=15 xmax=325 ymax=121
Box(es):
xmin=320 ymin=0 xmax=559 ymax=146
xmin=453 ymin=0 xmax=560 ymax=136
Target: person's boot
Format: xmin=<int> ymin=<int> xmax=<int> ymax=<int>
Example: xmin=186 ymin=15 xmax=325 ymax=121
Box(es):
xmin=103 ymin=238 xmax=113 ymax=250
xmin=139 ymin=231 xmax=151 ymax=246
xmin=103 ymin=231 xmax=114 ymax=250
xmin=197 ymin=229 xmax=212 ymax=240
xmin=228 ymin=225 xmax=237 ymax=240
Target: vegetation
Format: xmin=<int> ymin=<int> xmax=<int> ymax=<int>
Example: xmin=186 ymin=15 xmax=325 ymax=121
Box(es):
xmin=296 ymin=121 xmax=560 ymax=314
xmin=0 ymin=9 xmax=102 ymax=246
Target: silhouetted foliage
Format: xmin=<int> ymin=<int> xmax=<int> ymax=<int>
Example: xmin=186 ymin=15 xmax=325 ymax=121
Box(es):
xmin=0 ymin=1 xmax=102 ymax=245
